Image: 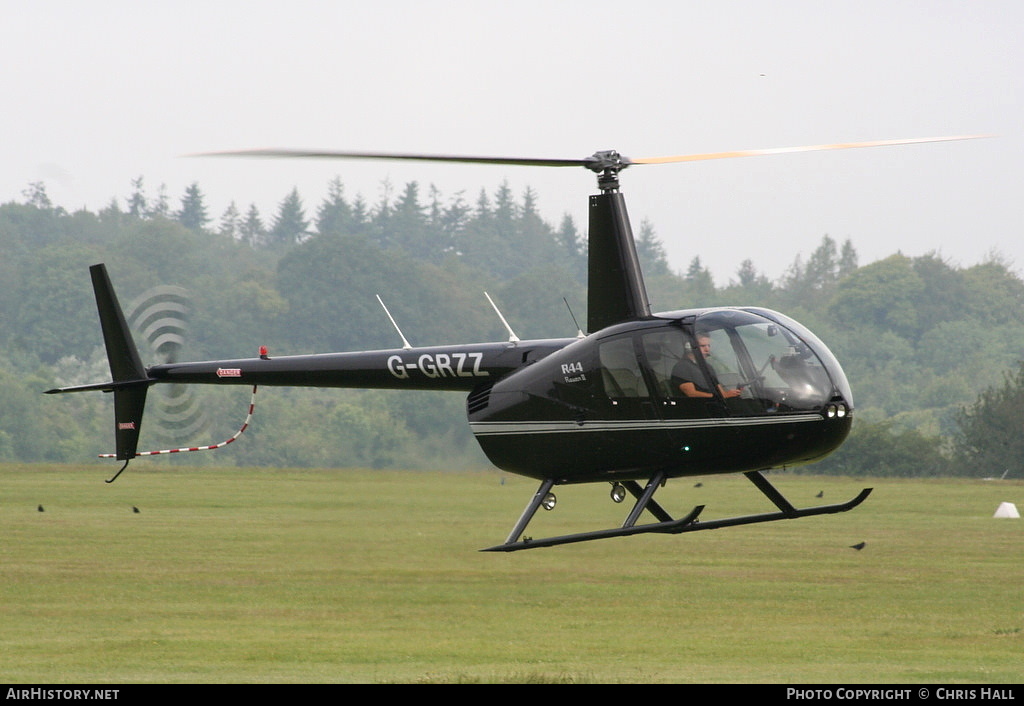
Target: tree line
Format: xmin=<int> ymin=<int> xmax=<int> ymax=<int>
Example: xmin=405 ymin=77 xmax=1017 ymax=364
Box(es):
xmin=2 ymin=178 xmax=1023 ymax=477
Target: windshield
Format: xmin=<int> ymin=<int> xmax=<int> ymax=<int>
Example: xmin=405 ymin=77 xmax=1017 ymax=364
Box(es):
xmin=672 ymin=309 xmax=851 ymax=414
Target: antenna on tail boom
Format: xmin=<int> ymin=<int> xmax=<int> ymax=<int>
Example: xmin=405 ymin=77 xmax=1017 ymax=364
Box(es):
xmin=377 ymin=295 xmax=413 ymax=349
xmin=484 ymin=292 xmax=520 ymax=344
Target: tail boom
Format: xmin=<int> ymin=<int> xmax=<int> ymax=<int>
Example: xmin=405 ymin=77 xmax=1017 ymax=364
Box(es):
xmin=46 ymin=263 xmax=573 ymax=463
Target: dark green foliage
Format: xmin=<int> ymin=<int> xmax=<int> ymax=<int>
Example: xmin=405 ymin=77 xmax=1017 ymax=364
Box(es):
xmin=812 ymin=420 xmax=950 ymax=477
xmin=829 ymin=254 xmax=926 ymax=339
xmin=315 ymin=177 xmax=356 ymax=237
xmin=2 ymin=179 xmax=1022 ymax=476
xmin=12 ymin=243 xmax=100 ymax=364
xmin=494 ymin=264 xmax=586 ymax=339
xmin=275 ymin=233 xmax=499 ymax=352
xmin=268 ymin=188 xmax=310 ymax=249
xmin=175 ymin=182 xmax=210 ymax=232
xmin=951 ymin=361 xmax=1024 ymax=477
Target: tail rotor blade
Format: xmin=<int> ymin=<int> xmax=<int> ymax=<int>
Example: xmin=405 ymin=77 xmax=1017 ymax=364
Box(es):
xmin=126 ymin=284 xmax=209 ymax=444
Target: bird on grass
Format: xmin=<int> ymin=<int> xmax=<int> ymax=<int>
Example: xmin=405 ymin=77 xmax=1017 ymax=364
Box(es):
xmin=849 ymin=541 xmax=866 ymax=551
xmin=37 ymin=504 xmax=44 ymax=512
xmin=132 ymin=506 xmax=140 ymax=513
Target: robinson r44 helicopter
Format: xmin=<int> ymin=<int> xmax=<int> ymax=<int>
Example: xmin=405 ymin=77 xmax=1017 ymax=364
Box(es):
xmin=47 ymin=135 xmax=985 ymax=551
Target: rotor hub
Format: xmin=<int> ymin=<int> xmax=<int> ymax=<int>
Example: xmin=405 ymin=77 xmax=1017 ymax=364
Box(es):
xmin=583 ymin=150 xmax=632 ymax=191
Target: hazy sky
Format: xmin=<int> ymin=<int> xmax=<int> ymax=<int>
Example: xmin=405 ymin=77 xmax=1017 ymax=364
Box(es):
xmin=3 ymin=0 xmax=1019 ymax=285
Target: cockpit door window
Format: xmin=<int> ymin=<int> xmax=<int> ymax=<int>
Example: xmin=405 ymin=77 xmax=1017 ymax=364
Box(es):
xmin=598 ymin=336 xmax=649 ymax=399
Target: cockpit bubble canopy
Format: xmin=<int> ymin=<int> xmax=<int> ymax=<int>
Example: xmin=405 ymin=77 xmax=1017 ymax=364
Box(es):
xmin=681 ymin=307 xmax=853 ymax=413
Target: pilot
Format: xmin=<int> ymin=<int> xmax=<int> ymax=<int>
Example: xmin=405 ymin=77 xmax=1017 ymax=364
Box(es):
xmin=671 ymin=334 xmax=741 ymax=399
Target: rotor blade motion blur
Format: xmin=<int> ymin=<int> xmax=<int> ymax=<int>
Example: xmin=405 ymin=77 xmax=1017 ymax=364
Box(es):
xmin=191 ymin=136 xmax=991 ymax=188
xmin=631 ymin=135 xmax=992 ymax=166
xmin=191 ymin=148 xmax=587 ymax=169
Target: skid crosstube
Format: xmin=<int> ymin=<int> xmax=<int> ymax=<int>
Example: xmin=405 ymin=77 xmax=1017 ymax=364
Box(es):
xmin=481 ymin=470 xmax=872 ymax=552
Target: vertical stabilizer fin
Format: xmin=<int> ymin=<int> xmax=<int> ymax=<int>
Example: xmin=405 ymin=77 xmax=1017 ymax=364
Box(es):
xmin=112 ymin=385 xmax=148 ymax=462
xmin=89 ymin=264 xmax=153 ymax=461
xmin=91 ymin=264 xmax=147 ymax=383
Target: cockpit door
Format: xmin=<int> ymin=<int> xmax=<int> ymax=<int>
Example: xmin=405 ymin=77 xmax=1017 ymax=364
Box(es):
xmin=636 ymin=325 xmax=730 ymax=419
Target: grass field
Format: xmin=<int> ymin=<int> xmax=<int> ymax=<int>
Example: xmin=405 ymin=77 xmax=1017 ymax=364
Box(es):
xmin=0 ymin=463 xmax=1020 ymax=684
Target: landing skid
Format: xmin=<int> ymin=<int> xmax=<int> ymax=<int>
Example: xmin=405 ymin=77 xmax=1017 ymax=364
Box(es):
xmin=481 ymin=470 xmax=872 ymax=552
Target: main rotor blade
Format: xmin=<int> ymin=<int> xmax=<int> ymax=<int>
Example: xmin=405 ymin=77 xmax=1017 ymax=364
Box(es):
xmin=631 ymin=134 xmax=992 ymax=165
xmin=191 ymin=148 xmax=587 ymax=169
xmin=190 ymin=135 xmax=992 ymax=177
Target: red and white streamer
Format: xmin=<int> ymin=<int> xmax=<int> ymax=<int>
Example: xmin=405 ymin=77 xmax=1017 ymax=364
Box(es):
xmin=100 ymin=385 xmax=258 ymax=459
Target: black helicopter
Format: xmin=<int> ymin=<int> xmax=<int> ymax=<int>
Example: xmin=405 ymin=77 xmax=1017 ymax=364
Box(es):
xmin=47 ymin=136 xmax=984 ymax=551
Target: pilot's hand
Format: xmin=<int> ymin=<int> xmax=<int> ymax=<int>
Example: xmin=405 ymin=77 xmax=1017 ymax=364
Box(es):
xmin=724 ymin=387 xmax=742 ymax=398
